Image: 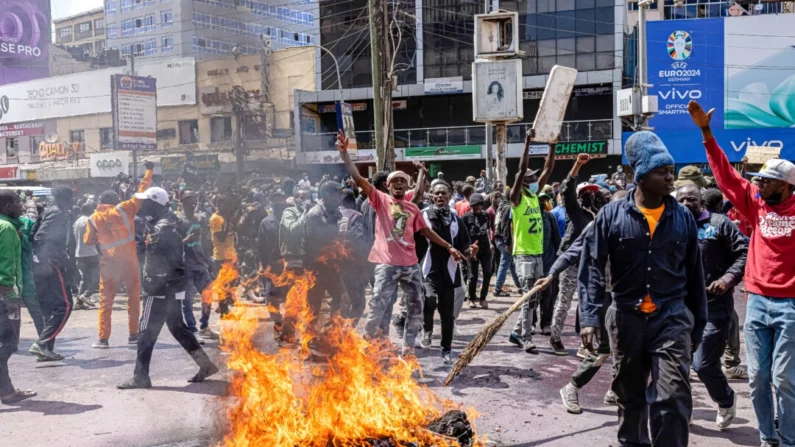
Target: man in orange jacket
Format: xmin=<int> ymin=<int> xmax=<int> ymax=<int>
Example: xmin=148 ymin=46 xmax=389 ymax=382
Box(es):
xmin=85 ymin=161 xmax=154 ymax=348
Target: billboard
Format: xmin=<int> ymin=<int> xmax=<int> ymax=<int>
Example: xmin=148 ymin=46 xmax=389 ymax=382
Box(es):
xmin=472 ymin=60 xmax=523 ymax=123
xmin=112 ymin=75 xmax=157 ymax=150
xmin=90 ymin=151 xmax=130 ymax=178
xmin=625 ymin=15 xmax=795 ymax=163
xmin=0 ymin=0 xmax=50 ymax=85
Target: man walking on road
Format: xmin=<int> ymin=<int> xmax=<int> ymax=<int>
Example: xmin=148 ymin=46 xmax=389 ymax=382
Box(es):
xmin=73 ymin=202 xmax=99 ymax=310
xmin=177 ymin=191 xmax=215 ymax=344
xmin=689 ymin=100 xmax=795 ymax=447
xmin=579 ymin=131 xmax=707 ymax=446
xmin=677 ymin=184 xmax=747 ymax=429
xmin=0 ymin=191 xmax=36 ymax=405
xmin=118 ymin=187 xmax=218 ymax=389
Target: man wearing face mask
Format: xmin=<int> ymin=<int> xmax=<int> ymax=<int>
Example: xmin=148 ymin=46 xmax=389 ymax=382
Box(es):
xmin=690 ymin=100 xmax=795 ymax=447
xmin=258 ymin=190 xmax=288 ymax=338
xmin=462 ymin=194 xmax=490 ymax=309
xmin=297 ymin=173 xmax=311 ymax=190
xmin=611 ymin=165 xmax=627 ymax=190
xmin=177 ymin=191 xmax=214 ymax=343
xmin=507 ymin=129 xmax=556 ymax=354
xmin=549 ymin=153 xmax=600 ymax=355
xmin=118 ymin=187 xmax=218 ymax=389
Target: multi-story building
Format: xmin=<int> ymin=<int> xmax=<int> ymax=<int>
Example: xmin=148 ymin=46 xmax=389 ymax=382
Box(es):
xmin=103 ymin=0 xmax=320 ymax=62
xmin=295 ymin=0 xmax=624 ymax=179
xmin=53 ymin=7 xmax=107 ymax=57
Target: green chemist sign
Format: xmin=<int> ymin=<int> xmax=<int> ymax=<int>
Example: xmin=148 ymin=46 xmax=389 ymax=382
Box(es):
xmin=553 ymin=141 xmax=608 ymax=159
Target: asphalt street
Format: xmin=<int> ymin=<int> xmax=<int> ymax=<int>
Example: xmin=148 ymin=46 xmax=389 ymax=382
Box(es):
xmin=2 ymin=287 xmax=760 ymax=447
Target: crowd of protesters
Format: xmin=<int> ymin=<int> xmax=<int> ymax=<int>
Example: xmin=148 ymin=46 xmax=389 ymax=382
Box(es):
xmin=0 ymin=99 xmax=793 ymax=446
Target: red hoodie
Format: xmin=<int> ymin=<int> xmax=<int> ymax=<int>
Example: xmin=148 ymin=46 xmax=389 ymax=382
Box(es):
xmin=705 ymin=137 xmax=795 ymax=298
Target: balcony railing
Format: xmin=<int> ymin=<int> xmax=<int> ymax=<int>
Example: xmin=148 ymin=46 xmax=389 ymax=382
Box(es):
xmin=301 ymin=119 xmax=614 ymax=153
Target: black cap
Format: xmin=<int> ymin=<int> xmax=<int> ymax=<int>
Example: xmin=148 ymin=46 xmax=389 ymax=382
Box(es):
xmin=469 ymin=193 xmax=485 ymax=207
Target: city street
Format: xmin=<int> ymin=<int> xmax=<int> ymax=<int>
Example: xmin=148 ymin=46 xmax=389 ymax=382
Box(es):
xmin=3 ymin=288 xmax=759 ymax=447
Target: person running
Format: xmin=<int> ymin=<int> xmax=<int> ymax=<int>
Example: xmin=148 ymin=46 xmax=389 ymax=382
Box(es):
xmin=676 ymin=184 xmax=747 ymax=429
xmin=86 ymin=162 xmax=154 ymax=348
xmin=579 ymin=131 xmax=707 ymax=447
xmin=177 ymin=190 xmax=215 ymax=344
xmin=0 ymin=191 xmax=36 ymax=404
xmin=550 ymin=153 xmax=599 ymax=356
xmin=73 ymin=202 xmax=99 ymax=310
xmin=462 ymin=193 xmax=491 ymax=309
xmin=689 ymin=100 xmax=795 ymax=446
xmin=335 ymin=130 xmax=465 ymax=355
xmin=507 ymin=129 xmax=556 ymax=354
xmin=29 ymin=186 xmax=75 ymax=362
xmin=118 ymin=188 xmax=218 ymax=389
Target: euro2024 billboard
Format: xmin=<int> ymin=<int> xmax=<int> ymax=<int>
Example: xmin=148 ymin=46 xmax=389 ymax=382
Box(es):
xmin=624 ymin=14 xmax=795 ymax=163
xmin=0 ymin=0 xmax=50 ymax=85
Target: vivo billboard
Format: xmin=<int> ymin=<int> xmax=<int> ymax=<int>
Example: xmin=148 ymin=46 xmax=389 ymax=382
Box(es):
xmin=623 ymin=15 xmax=795 ymax=163
xmin=0 ymin=0 xmax=50 ymax=85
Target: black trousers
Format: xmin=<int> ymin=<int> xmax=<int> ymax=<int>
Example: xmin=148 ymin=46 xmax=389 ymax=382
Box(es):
xmin=0 ymin=299 xmax=21 ymax=396
xmin=607 ymin=301 xmax=693 ymax=447
xmin=77 ymin=255 xmax=100 ymax=297
xmin=467 ymin=249 xmax=493 ymax=302
xmin=423 ymin=275 xmax=455 ymax=352
xmin=572 ymin=294 xmax=612 ymax=388
xmin=538 ymin=276 xmax=558 ymax=331
xmin=342 ymin=269 xmax=367 ymax=323
xmin=693 ymin=301 xmax=735 ymax=409
xmin=134 ymin=295 xmax=204 ymax=380
xmin=35 ymin=265 xmax=73 ymax=351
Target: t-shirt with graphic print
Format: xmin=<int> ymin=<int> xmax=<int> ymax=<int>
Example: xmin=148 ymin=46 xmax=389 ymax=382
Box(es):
xmin=367 ymin=188 xmax=428 ymax=267
xmin=512 ymin=192 xmax=544 ymax=256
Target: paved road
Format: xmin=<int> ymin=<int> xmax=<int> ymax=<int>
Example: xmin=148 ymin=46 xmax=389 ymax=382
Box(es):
xmin=3 ymin=288 xmax=760 ymax=447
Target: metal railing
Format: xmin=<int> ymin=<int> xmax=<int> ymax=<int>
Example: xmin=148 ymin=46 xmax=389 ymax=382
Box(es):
xmin=301 ymin=119 xmax=613 ymax=152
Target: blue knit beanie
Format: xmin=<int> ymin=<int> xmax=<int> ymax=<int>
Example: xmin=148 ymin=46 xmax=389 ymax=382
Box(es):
xmin=625 ymin=131 xmax=675 ymax=183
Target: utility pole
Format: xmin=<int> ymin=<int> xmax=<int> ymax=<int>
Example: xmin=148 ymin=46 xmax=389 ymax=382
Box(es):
xmin=637 ymin=0 xmax=650 ymax=129
xmin=232 ymin=85 xmax=247 ymax=182
xmin=369 ymin=0 xmax=396 ymax=171
xmin=483 ymin=0 xmax=493 ymax=184
xmin=130 ymin=51 xmax=138 ymax=181
xmin=260 ymin=36 xmax=274 ymax=138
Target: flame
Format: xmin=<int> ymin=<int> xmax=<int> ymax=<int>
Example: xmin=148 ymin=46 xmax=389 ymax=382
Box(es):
xmin=202 ymin=262 xmax=240 ymax=307
xmin=215 ymin=243 xmax=480 ymax=446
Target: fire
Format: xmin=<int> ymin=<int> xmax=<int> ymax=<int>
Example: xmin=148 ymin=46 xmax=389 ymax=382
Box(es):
xmin=213 ymin=244 xmax=479 ymax=446
xmin=202 ymin=262 xmax=240 ymax=307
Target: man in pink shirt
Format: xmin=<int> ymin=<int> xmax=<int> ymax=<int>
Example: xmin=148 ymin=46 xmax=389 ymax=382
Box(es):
xmin=335 ymin=131 xmax=467 ymax=355
xmin=689 ymin=101 xmax=795 ymax=447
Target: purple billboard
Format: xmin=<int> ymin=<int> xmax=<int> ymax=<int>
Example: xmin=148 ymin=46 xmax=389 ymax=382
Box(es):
xmin=0 ymin=0 xmax=50 ymax=85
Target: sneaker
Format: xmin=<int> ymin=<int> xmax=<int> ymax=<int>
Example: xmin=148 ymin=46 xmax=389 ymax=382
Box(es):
xmin=550 ymin=339 xmax=568 ymax=356
xmin=453 ymin=324 xmax=461 ymax=337
xmin=760 ymin=442 xmax=780 ymax=447
xmin=193 ymin=332 xmax=205 ymax=345
xmin=442 ymin=350 xmax=454 ymax=365
xmin=420 ymin=331 xmax=432 ymax=349
xmin=540 ymin=327 xmax=551 ymax=336
xmin=199 ymin=328 xmax=219 ymax=340
xmin=73 ymin=300 xmax=90 ymax=311
xmin=128 ymin=334 xmax=139 ymax=345
xmin=493 ymin=289 xmax=510 ymax=297
xmin=604 ymin=389 xmax=618 ymax=406
xmin=523 ymin=340 xmax=538 ymax=354
xmin=117 ymin=377 xmax=152 ymax=390
xmin=508 ymin=333 xmax=522 ymax=348
xmin=479 ymin=300 xmax=489 ymax=309
xmin=469 ymin=301 xmax=478 ymax=309
xmin=717 ymin=394 xmax=737 ymax=430
xmin=576 ymin=345 xmax=590 ymax=359
xmin=92 ymin=339 xmax=110 ymax=349
xmin=29 ymin=343 xmax=61 ymax=361
xmin=0 ymin=389 xmax=36 ymax=404
xmin=722 ymin=365 xmax=748 ymax=380
xmin=560 ymin=383 xmax=582 ymax=414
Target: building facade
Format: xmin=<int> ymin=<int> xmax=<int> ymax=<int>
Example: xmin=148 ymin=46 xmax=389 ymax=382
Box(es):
xmin=103 ymin=0 xmax=319 ymax=62
xmin=53 ymin=7 xmax=107 ymax=57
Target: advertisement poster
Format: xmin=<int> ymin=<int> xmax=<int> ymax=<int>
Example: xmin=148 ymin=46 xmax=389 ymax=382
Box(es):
xmin=160 ymin=155 xmax=185 ymax=175
xmin=404 ymin=145 xmax=482 ymax=161
xmin=626 ymin=15 xmax=795 ymax=163
xmin=472 ymin=60 xmax=523 ymax=123
xmin=90 ymin=151 xmax=130 ymax=178
xmin=112 ymin=75 xmax=157 ymax=150
xmin=0 ymin=0 xmax=50 ymax=85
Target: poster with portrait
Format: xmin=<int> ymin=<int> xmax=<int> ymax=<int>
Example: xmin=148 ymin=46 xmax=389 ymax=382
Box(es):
xmin=335 ymin=101 xmax=358 ymax=158
xmin=472 ymin=59 xmax=523 ymax=123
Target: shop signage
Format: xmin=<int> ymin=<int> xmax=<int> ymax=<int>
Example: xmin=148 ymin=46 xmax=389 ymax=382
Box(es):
xmin=0 ymin=122 xmax=45 ymax=138
xmin=424 ymin=77 xmax=464 ymax=95
xmin=90 ymin=151 xmax=129 ymax=178
xmin=0 ymin=166 xmax=20 ymax=181
xmin=404 ymin=145 xmax=482 ymax=160
xmin=38 ymin=141 xmax=82 ymax=161
xmin=392 ymin=99 xmax=407 ymax=110
xmin=299 ymin=149 xmax=377 ymax=164
xmin=160 ymin=155 xmax=185 ymax=175
xmin=181 ymin=153 xmax=220 ymax=186
xmin=112 ymin=75 xmax=157 ymax=150
xmin=318 ymin=102 xmax=367 ymax=114
xmin=0 ymin=57 xmax=196 ymax=123
xmin=553 ymin=140 xmax=608 ymax=159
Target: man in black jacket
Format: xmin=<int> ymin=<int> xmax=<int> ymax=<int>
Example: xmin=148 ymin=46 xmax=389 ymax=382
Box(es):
xmin=258 ymin=190 xmax=288 ymax=337
xmin=462 ymin=194 xmax=491 ymax=309
xmin=118 ymin=187 xmax=217 ymax=389
xmin=677 ymin=184 xmax=747 ymax=429
xmin=29 ymin=186 xmax=74 ymax=362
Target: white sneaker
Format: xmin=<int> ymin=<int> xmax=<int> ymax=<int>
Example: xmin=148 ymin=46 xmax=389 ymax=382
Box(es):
xmin=716 ymin=394 xmax=736 ymax=430
xmin=194 ymin=333 xmax=205 ymax=345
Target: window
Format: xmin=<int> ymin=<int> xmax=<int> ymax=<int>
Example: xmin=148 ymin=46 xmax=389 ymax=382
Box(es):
xmin=107 ymin=23 xmax=117 ymax=39
xmin=70 ymin=130 xmax=85 ymax=143
xmin=140 ymin=14 xmax=155 ymax=32
xmin=211 ymin=117 xmax=233 ymax=142
xmin=58 ymin=27 xmax=72 ymax=41
xmin=106 ymin=0 xmax=117 ymax=15
xmin=121 ymin=0 xmax=133 ymax=12
xmin=5 ymin=138 xmax=17 ymax=158
xmin=179 ymin=120 xmax=199 ymax=144
xmin=144 ymin=38 xmax=157 ymax=56
xmin=96 ymin=40 xmax=106 ymax=52
xmin=29 ymin=136 xmax=43 ymax=155
xmin=121 ymin=19 xmax=134 ymax=36
xmin=121 ymin=44 xmax=131 ymax=58
xmin=100 ymin=128 xmax=114 ymax=150
xmin=161 ymin=10 xmax=173 ymax=28
xmin=95 ymin=19 xmax=105 ymax=30
xmin=162 ymin=35 xmax=174 ymax=52
xmin=243 ymin=115 xmax=268 ymax=141
xmin=78 ymin=22 xmax=92 ymax=33
xmin=134 ymin=42 xmax=145 ymax=57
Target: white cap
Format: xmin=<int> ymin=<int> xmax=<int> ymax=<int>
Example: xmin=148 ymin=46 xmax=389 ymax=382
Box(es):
xmin=135 ymin=187 xmax=170 ymax=206
xmin=748 ymin=159 xmax=795 ymax=186
xmin=387 ymin=171 xmax=411 ymax=184
xmin=576 ymin=182 xmax=599 ymax=195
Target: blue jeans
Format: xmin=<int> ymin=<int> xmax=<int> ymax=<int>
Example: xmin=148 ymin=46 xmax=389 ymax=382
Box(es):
xmin=745 ymin=293 xmax=795 ymax=447
xmin=182 ymin=268 xmax=213 ymax=332
xmin=494 ymin=239 xmax=520 ymax=292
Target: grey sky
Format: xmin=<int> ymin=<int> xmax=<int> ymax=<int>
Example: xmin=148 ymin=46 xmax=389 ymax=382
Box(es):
xmin=51 ymin=0 xmax=105 ymax=20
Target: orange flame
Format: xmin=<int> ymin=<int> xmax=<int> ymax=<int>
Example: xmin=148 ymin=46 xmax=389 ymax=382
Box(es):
xmin=202 ymin=262 xmax=240 ymax=306
xmin=215 ymin=243 xmax=480 ymax=446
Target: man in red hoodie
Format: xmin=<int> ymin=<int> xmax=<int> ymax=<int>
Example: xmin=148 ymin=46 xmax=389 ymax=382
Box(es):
xmin=689 ymin=101 xmax=795 ymax=447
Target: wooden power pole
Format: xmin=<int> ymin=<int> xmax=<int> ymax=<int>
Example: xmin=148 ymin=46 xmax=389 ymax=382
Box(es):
xmin=369 ymin=0 xmax=396 ymax=172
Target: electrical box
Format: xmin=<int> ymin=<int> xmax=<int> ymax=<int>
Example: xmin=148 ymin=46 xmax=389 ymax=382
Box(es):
xmin=642 ymin=95 xmax=658 ymax=114
xmin=617 ymin=88 xmax=639 ymax=117
xmin=474 ymin=12 xmax=520 ymax=58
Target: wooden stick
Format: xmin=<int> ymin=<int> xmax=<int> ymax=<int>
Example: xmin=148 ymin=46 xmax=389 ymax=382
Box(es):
xmin=444 ymin=285 xmax=543 ymax=386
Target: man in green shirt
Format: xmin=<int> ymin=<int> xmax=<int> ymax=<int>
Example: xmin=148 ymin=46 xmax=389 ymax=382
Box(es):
xmin=0 ymin=191 xmax=36 ymax=404
xmin=508 ymin=130 xmax=556 ymax=354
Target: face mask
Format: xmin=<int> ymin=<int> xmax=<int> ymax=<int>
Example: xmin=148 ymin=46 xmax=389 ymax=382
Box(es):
xmin=609 ymin=186 xmax=617 ymax=192
xmin=617 ymin=167 xmax=623 ymax=174
xmin=765 ymin=192 xmax=784 ymax=205
xmin=526 ymin=183 xmax=539 ymax=195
